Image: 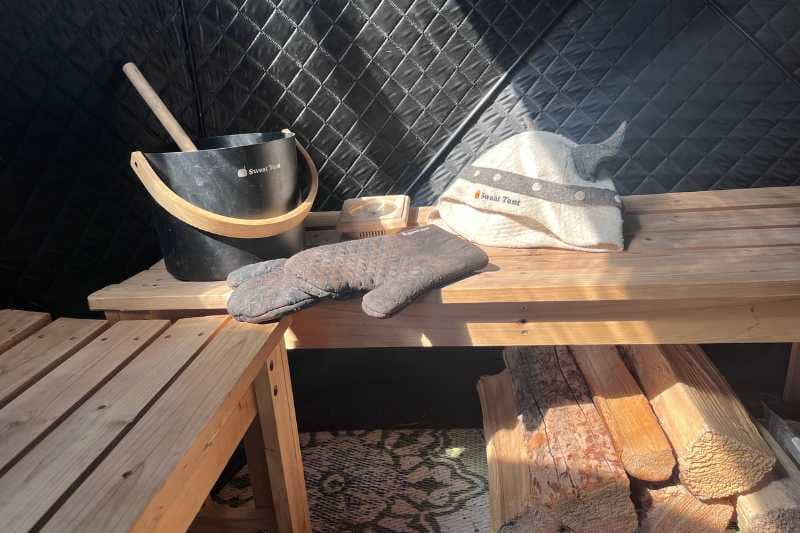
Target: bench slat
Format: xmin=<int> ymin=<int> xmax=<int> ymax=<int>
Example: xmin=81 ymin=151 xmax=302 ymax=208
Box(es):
xmin=0 ymin=316 xmax=227 ymax=533
xmin=621 ymin=186 xmax=800 ymax=214
xmin=300 ymin=188 xmax=800 ymax=228
xmin=284 ymin=296 xmax=800 ymax=348
xmin=42 ymin=319 xmax=287 ymax=533
xmin=0 ymin=320 xmax=169 ymax=473
xmin=0 ymin=309 xmax=51 ymax=354
xmin=625 ymin=206 xmax=800 ymax=234
xmin=474 ymin=226 xmax=800 ymax=257
xmin=303 ymin=187 xmax=800 ymax=230
xmin=0 ymin=318 xmax=108 ymax=409
xmin=90 ymin=245 xmax=800 ymax=312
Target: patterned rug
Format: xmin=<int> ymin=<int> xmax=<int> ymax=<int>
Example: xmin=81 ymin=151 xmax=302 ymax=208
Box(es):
xmin=214 ymin=429 xmax=490 ymax=532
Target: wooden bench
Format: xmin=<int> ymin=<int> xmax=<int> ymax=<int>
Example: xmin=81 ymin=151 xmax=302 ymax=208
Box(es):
xmin=89 ymin=188 xmax=800 ymax=390
xmin=0 ymin=309 xmax=308 ymax=533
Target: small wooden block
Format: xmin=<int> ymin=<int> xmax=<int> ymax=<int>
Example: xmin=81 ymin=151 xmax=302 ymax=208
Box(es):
xmin=336 ymin=195 xmax=410 ymax=238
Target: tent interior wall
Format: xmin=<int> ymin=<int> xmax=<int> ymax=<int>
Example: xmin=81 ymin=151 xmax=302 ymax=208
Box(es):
xmin=2 ymin=0 xmax=799 ymax=430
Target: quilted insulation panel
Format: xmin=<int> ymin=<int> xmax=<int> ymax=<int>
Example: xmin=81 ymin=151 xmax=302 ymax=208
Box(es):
xmin=1 ymin=0 xmax=799 ymax=314
xmin=0 ymin=0 xmax=199 ymax=315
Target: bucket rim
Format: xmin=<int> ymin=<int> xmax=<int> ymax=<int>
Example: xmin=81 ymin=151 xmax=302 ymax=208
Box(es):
xmin=144 ymin=130 xmax=295 ymax=156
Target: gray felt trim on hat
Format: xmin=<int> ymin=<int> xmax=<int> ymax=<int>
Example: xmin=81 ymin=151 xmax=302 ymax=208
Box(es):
xmin=459 ymin=165 xmax=623 ymax=208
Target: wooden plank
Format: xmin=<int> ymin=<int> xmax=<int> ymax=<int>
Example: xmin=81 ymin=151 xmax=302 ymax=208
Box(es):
xmin=283 ymin=296 xmax=800 ymax=348
xmin=631 ymin=480 xmax=733 ymax=533
xmin=784 ymin=343 xmax=800 ymax=407
xmin=0 ymin=320 xmax=169 ymax=473
xmin=0 ymin=318 xmax=108 ymax=408
xmin=0 ymin=316 xmax=228 ymax=533
xmin=570 ymin=345 xmax=675 ymax=481
xmin=625 ymin=206 xmax=800 ymax=234
xmin=439 ymin=246 xmax=800 ymax=303
xmin=294 ymin=224 xmax=800 ymax=258
xmin=0 ymin=309 xmax=50 ymax=354
xmin=479 ymin=347 xmax=637 ymax=532
xmin=304 ymin=210 xmax=340 ymax=228
xmin=625 ymin=226 xmax=800 ymax=252
xmin=478 ymin=226 xmax=800 ymax=256
xmin=736 ymin=423 xmax=800 ymax=532
xmin=621 ymin=186 xmax=800 ymax=214
xmin=243 ymin=417 xmax=274 ymax=510
xmin=304 ymin=190 xmax=800 ymax=225
xmin=129 ymin=389 xmax=259 ymax=533
xmin=301 ymin=225 xmax=800 ymax=259
xmin=255 ymin=338 xmax=310 ymax=533
xmin=622 ymin=344 xmax=775 ymax=498
xmin=42 ymin=318 xmax=289 ymax=533
xmin=478 ymin=370 xmax=537 ymax=533
xmin=89 ymin=245 xmax=800 ymax=311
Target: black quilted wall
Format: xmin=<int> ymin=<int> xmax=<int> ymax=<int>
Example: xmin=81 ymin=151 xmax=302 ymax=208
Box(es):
xmin=2 ymin=0 xmax=800 ymax=315
xmin=0 ymin=0 xmax=200 ymax=316
xmin=418 ymin=0 xmax=800 ymax=199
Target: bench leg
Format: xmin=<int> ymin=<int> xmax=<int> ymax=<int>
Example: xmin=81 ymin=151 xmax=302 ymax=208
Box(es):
xmin=784 ymin=343 xmax=800 ymax=408
xmin=243 ymin=418 xmax=273 ymax=510
xmin=250 ymin=338 xmax=310 ymax=533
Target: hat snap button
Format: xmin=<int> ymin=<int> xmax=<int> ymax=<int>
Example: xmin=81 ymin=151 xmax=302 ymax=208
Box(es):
xmin=531 ymin=182 xmax=542 ymax=192
xmin=574 ymin=191 xmax=586 ymax=201
xmin=492 ymin=173 xmax=502 ymax=182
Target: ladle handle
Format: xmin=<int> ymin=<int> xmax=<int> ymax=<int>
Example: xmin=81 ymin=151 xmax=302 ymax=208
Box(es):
xmin=123 ymin=62 xmax=197 ymax=152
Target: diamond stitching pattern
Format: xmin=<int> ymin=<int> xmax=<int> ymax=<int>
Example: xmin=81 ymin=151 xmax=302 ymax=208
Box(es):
xmin=0 ymin=0 xmax=198 ymax=315
xmin=416 ymin=0 xmax=800 ymax=202
xmin=718 ymin=0 xmax=800 ymax=77
xmin=186 ymin=0 xmax=564 ymax=208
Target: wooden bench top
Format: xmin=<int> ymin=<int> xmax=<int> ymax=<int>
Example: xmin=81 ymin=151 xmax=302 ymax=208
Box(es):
xmin=0 ymin=309 xmax=287 ymax=533
xmin=88 ymin=187 xmax=800 ymax=348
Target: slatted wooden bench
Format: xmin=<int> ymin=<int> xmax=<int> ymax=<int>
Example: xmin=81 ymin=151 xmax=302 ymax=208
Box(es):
xmin=0 ymin=309 xmax=308 ymax=533
xmin=87 ymin=186 xmax=800 ymax=402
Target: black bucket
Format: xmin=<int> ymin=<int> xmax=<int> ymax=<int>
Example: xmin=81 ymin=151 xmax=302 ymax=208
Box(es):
xmin=135 ymin=131 xmax=317 ymax=281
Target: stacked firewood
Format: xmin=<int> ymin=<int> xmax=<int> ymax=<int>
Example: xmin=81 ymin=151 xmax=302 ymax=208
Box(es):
xmin=478 ymin=344 xmax=800 ymax=532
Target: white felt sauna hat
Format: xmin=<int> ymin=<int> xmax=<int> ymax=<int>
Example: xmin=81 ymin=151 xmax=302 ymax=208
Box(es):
xmin=435 ymin=123 xmax=626 ymax=252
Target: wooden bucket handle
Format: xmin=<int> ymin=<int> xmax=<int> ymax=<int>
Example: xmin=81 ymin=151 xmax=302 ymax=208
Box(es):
xmin=130 ymin=134 xmax=318 ymax=239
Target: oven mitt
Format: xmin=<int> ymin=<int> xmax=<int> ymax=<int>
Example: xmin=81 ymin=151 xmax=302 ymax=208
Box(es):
xmin=226 ymin=259 xmax=328 ymax=322
xmin=226 ymin=225 xmax=489 ymax=323
xmin=227 ymin=258 xmax=287 ymax=289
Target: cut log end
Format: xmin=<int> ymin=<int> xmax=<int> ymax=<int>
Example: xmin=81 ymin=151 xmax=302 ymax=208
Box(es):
xmin=634 ymin=482 xmax=733 ymax=533
xmin=680 ymin=430 xmax=776 ymax=499
xmin=557 ymin=482 xmax=638 ymax=533
xmin=624 ymin=344 xmax=776 ymax=499
xmin=620 ymin=449 xmax=676 ymax=482
xmin=736 ymin=423 xmax=800 ymax=532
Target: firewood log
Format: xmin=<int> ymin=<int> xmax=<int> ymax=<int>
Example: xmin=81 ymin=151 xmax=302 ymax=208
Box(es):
xmin=736 ymin=423 xmax=800 ymax=532
xmin=477 ymin=346 xmax=637 ymax=533
xmin=622 ymin=344 xmax=774 ymax=499
xmin=631 ymin=480 xmax=733 ymax=532
xmin=571 ymin=345 xmax=675 ymax=481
